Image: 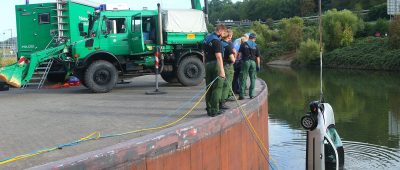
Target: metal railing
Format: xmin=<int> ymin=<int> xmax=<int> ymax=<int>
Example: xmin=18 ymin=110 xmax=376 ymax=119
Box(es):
xmin=0 ymin=43 xmax=17 ymax=58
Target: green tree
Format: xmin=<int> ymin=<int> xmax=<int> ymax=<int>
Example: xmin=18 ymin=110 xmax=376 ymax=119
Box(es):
xmin=250 ymin=21 xmax=272 ymax=55
xmin=294 ymin=39 xmax=320 ymax=66
xmin=389 ymin=16 xmax=400 ymax=49
xmin=374 ymin=18 xmax=389 ymax=34
xmin=341 ymin=25 xmax=354 ymax=46
xmin=367 ymin=3 xmax=389 ymax=21
xmin=323 ymin=9 xmax=363 ymax=50
xmin=279 ymin=16 xmax=304 ymax=50
xmin=300 ymin=0 xmax=316 ymax=16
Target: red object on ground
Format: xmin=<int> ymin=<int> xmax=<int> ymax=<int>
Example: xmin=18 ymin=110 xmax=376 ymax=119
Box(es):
xmin=45 ymin=81 xmax=81 ymax=89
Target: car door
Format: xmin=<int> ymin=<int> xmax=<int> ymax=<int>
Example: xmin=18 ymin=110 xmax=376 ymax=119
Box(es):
xmin=130 ymin=14 xmax=146 ymax=54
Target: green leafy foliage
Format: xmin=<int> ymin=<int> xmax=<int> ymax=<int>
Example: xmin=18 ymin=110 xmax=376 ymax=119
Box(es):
xmin=279 ymin=17 xmax=304 ymax=50
xmin=341 ymin=25 xmax=354 ymax=46
xmin=389 ymin=16 xmax=400 ymax=49
xmin=263 ymin=42 xmax=289 ymax=62
xmin=300 ymin=0 xmax=316 ymax=16
xmin=357 ymin=19 xmax=389 ymax=37
xmin=250 ymin=21 xmax=272 ymax=51
xmin=293 ymin=39 xmax=320 ymax=66
xmin=207 ymin=0 xmax=386 ymax=23
xmin=323 ymin=9 xmax=363 ymax=50
xmin=366 ymin=3 xmax=389 ymax=21
xmin=375 ymin=18 xmax=390 ymax=34
xmin=303 ymin=26 xmax=319 ymax=41
xmin=324 ymin=37 xmax=400 ymax=70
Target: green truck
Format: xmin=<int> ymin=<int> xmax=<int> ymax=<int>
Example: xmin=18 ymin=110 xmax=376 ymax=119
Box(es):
xmin=0 ymin=0 xmax=208 ymax=92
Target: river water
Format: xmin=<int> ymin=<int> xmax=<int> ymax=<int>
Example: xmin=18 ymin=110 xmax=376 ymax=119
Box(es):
xmin=258 ymin=66 xmax=400 ymax=170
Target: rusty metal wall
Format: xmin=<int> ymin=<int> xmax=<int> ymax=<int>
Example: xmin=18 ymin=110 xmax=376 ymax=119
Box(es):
xmin=30 ymin=80 xmax=269 ymax=170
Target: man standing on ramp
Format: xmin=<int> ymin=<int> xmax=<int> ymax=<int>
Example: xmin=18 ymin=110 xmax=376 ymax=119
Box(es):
xmin=203 ymin=24 xmax=227 ymax=117
xmin=238 ymin=33 xmax=261 ymax=100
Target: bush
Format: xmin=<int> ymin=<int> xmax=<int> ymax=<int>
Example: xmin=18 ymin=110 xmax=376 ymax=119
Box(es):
xmin=294 ymin=39 xmax=320 ymax=66
xmin=323 ymin=9 xmax=363 ymax=50
xmin=303 ymin=26 xmax=319 ymax=41
xmin=324 ymin=37 xmax=400 ymax=70
xmin=367 ymin=3 xmax=389 ymax=21
xmin=251 ymin=21 xmax=271 ymax=48
xmin=374 ymin=18 xmax=389 ymax=35
xmin=279 ymin=16 xmax=304 ymax=50
xmin=341 ymin=25 xmax=354 ymax=46
xmin=357 ymin=19 xmax=389 ymax=37
xmin=389 ymin=16 xmax=400 ymax=49
xmin=263 ymin=42 xmax=289 ymax=62
xmin=231 ymin=27 xmax=246 ymax=39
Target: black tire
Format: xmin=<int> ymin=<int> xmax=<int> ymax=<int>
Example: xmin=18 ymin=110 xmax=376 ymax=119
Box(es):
xmin=301 ymin=115 xmax=317 ymax=130
xmin=176 ymin=56 xmax=205 ymax=86
xmin=84 ymin=60 xmax=118 ymax=93
xmin=160 ymin=71 xmax=178 ymax=83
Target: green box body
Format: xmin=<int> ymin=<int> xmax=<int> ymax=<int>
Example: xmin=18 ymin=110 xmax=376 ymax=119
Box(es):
xmin=16 ymin=1 xmax=97 ymax=58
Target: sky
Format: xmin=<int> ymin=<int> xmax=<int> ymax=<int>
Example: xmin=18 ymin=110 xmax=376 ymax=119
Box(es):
xmin=0 ymin=0 xmax=241 ymax=41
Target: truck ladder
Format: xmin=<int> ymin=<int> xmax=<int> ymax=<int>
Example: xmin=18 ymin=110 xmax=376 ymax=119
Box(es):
xmin=55 ymin=0 xmax=69 ymax=41
xmin=22 ymin=59 xmax=54 ymax=89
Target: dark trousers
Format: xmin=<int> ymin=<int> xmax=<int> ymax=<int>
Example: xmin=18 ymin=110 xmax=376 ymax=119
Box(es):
xmin=205 ymin=61 xmax=223 ymax=113
xmin=232 ymin=61 xmax=241 ymax=94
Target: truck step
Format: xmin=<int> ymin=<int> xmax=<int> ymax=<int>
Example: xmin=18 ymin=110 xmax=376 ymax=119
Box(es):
xmin=36 ymin=67 xmax=49 ymax=70
xmin=30 ymin=77 xmax=43 ymax=81
xmin=33 ymin=72 xmax=46 ymax=75
xmin=27 ymin=82 xmax=41 ymax=85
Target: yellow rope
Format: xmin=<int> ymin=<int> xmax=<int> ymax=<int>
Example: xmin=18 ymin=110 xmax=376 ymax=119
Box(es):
xmin=2 ymin=78 xmax=281 ymax=169
xmin=0 ymin=78 xmax=215 ymax=166
xmin=230 ymin=87 xmax=281 ymax=170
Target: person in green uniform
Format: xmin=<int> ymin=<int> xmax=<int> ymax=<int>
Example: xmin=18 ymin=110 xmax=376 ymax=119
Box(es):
xmin=203 ymin=24 xmax=227 ymax=117
xmin=238 ymin=33 xmax=261 ymax=100
xmin=220 ymin=29 xmax=235 ymax=109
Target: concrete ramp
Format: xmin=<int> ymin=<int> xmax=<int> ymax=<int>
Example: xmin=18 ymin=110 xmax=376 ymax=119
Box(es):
xmin=28 ymin=79 xmax=269 ymax=170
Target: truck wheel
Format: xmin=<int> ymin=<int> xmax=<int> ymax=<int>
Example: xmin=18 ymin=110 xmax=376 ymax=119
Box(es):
xmin=177 ymin=56 xmax=205 ymax=86
xmin=161 ymin=71 xmax=178 ymax=83
xmin=301 ymin=114 xmax=317 ymax=130
xmin=84 ymin=60 xmax=118 ymax=93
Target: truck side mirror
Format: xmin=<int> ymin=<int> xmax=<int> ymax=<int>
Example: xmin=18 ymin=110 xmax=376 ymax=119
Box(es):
xmin=78 ymin=23 xmax=87 ymax=36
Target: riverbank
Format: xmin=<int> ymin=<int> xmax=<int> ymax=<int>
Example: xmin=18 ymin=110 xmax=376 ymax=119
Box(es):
xmin=323 ymin=37 xmax=400 ymax=70
xmin=267 ymin=37 xmax=400 ymax=70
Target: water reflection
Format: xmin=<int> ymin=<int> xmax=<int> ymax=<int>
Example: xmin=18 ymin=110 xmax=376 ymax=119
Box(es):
xmin=259 ymin=66 xmax=400 ymax=169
